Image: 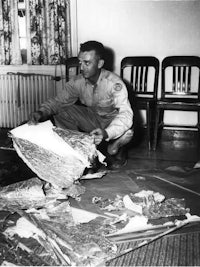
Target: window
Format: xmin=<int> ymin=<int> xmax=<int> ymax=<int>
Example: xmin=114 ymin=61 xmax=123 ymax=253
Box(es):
xmin=0 ymin=0 xmax=71 ymax=65
xmin=18 ymin=1 xmax=27 ymax=63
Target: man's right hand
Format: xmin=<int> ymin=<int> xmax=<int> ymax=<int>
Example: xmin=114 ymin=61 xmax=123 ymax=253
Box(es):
xmin=28 ymin=111 xmax=44 ymax=125
xmin=90 ymin=128 xmax=108 ymax=145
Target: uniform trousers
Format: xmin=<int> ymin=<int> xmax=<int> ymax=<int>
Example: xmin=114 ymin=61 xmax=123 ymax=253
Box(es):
xmin=54 ymin=104 xmax=133 ymax=156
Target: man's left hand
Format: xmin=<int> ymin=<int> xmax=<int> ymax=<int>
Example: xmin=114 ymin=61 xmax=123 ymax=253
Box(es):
xmin=90 ymin=128 xmax=108 ymax=145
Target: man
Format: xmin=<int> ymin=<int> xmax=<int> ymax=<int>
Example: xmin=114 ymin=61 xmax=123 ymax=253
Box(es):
xmin=29 ymin=41 xmax=133 ymax=169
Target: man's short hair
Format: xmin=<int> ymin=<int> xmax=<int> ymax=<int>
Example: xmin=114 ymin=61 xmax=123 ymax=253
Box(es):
xmin=80 ymin=41 xmax=105 ymax=59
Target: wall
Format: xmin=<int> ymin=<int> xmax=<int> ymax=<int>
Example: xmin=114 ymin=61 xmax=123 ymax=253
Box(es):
xmin=76 ymin=0 xmax=200 ymax=126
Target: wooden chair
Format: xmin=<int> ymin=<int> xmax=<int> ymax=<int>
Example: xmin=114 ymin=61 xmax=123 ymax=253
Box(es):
xmin=66 ymin=57 xmax=80 ymax=81
xmin=153 ymin=56 xmax=200 ymax=150
xmin=120 ymin=56 xmax=160 ymax=150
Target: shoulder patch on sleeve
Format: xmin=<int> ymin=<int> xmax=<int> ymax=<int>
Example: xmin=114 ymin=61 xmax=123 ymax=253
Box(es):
xmin=114 ymin=82 xmax=123 ymax=91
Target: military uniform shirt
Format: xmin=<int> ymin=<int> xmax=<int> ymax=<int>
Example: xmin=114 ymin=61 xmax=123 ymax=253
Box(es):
xmin=39 ymin=68 xmax=133 ymax=140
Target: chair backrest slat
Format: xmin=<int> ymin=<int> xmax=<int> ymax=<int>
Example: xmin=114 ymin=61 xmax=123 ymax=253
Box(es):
xmin=172 ymin=67 xmax=176 ymax=92
xmin=139 ymin=66 xmax=144 ymax=92
xmin=177 ymin=66 xmax=181 ymax=92
xmin=144 ymin=67 xmax=148 ymax=92
xmin=134 ymin=66 xmax=138 ymax=92
xmin=182 ymin=66 xmax=186 ymax=93
xmin=188 ymin=66 xmax=191 ymax=92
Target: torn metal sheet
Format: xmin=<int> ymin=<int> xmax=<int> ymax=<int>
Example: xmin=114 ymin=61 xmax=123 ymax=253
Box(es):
xmin=10 ymin=121 xmax=105 ymax=189
xmin=0 ymin=178 xmax=46 ymax=210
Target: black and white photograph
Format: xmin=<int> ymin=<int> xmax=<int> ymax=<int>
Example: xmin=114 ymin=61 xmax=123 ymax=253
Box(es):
xmin=0 ymin=0 xmax=200 ymax=266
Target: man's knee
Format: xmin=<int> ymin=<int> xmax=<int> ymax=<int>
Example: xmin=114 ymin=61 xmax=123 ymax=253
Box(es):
xmin=53 ymin=107 xmax=79 ymax=130
xmin=107 ymin=129 xmax=134 ymax=155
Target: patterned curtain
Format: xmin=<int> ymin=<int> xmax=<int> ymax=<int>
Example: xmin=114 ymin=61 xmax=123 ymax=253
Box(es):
xmin=0 ymin=0 xmax=22 ymax=65
xmin=26 ymin=0 xmax=72 ymax=65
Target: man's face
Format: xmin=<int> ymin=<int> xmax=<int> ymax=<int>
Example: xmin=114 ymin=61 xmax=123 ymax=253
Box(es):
xmin=78 ymin=50 xmax=103 ymax=81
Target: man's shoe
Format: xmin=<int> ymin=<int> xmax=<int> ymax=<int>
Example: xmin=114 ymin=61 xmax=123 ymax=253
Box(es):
xmin=110 ymin=157 xmax=127 ymax=169
xmin=107 ymin=147 xmax=128 ymax=169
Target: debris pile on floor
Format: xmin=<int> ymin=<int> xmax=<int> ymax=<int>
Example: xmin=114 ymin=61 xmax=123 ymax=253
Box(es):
xmin=92 ymin=190 xmax=189 ymax=218
xmin=0 ymin=121 xmax=198 ymax=266
xmin=0 ymin=177 xmax=198 ymax=266
xmin=0 ymin=177 xmax=117 ymax=266
xmin=92 ymin=190 xmax=191 ymax=235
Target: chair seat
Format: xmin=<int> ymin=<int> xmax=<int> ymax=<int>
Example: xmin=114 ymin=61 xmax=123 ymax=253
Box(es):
xmin=134 ymin=96 xmax=156 ymax=101
xmin=134 ymin=98 xmax=156 ymax=108
xmin=158 ymin=97 xmax=199 ymax=103
xmin=157 ymin=100 xmax=200 ymax=110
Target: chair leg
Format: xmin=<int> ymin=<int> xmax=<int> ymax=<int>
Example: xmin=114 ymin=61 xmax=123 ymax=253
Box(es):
xmin=152 ymin=107 xmax=160 ymax=151
xmin=197 ymin=110 xmax=200 ymax=148
xmin=198 ymin=110 xmax=200 ymax=130
xmin=146 ymin=103 xmax=151 ymax=150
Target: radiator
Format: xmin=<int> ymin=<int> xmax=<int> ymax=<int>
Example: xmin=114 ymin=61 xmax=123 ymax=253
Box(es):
xmin=0 ymin=73 xmax=56 ymax=128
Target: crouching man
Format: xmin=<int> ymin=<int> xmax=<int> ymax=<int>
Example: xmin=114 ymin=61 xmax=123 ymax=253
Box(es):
xmin=29 ymin=40 xmax=134 ymax=170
